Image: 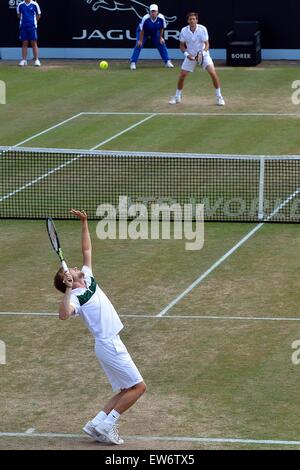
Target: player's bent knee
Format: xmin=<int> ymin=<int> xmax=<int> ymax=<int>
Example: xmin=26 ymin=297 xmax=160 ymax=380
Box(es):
xmin=139 ymin=381 xmax=147 ymax=394
xmin=180 ymin=72 xmax=189 ymax=81
xmin=133 ymin=381 xmax=147 ymax=396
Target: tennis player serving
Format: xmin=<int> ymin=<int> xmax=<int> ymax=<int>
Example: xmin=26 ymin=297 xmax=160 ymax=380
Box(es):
xmin=169 ymin=12 xmax=225 ymax=106
xmin=54 ymin=209 xmax=146 ymax=445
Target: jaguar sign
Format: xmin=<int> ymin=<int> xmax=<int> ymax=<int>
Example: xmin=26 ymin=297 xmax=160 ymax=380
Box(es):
xmin=83 ymin=0 xmax=177 ymax=25
xmin=0 ymin=1 xmax=298 ymax=53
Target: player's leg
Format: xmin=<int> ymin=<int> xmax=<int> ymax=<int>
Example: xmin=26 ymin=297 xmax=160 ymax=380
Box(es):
xmin=22 ymin=41 xmax=28 ymax=60
xmin=31 ymin=41 xmax=40 ymax=66
xmin=19 ymin=29 xmax=29 ymax=66
xmin=83 ymin=389 xmax=128 ymax=443
xmin=130 ymin=27 xmax=146 ymax=69
xmin=169 ymin=69 xmax=190 ymax=104
xmin=169 ymin=56 xmax=196 ymax=104
xmin=205 ymin=60 xmax=225 ymax=106
xmin=104 ymin=382 xmax=146 ymax=415
xmin=95 ymin=382 xmax=146 ymax=444
xmin=93 ymin=336 xmax=145 ymax=444
xmin=84 ymin=384 xmax=145 ymax=443
xmin=30 ymin=28 xmax=40 ymax=66
xmin=103 ymin=389 xmax=128 ymax=411
xmin=152 ymin=34 xmax=173 ymax=68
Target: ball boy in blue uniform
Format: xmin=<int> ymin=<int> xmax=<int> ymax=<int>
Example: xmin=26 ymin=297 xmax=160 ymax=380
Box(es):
xmin=130 ymin=4 xmax=174 ymax=70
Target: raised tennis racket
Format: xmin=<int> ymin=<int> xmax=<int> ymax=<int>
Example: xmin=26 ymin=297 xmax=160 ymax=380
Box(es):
xmin=46 ymin=217 xmax=69 ymax=273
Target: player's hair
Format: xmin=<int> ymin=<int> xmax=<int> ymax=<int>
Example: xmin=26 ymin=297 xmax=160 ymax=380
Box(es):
xmin=54 ymin=267 xmax=67 ymax=293
xmin=187 ymin=12 xmax=198 ymax=20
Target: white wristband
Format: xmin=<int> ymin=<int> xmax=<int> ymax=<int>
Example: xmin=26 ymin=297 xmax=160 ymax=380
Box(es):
xmin=184 ymin=51 xmax=189 ymax=58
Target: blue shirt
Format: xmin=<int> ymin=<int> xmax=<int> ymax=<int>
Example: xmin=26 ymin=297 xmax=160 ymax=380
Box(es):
xmin=140 ymin=14 xmax=166 ymax=36
xmin=17 ymin=1 xmax=41 ymax=29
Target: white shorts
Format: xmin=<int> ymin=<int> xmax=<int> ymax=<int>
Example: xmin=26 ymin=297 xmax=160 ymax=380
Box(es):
xmin=94 ymin=335 xmax=143 ymax=392
xmin=182 ymin=51 xmax=214 ymax=72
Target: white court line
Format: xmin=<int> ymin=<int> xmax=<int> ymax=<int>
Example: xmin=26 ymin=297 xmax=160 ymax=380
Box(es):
xmin=158 ymin=223 xmax=264 ymax=317
xmin=0 ymin=156 xmax=81 ymax=203
xmin=25 ymin=428 xmax=35 ymax=434
xmin=12 ymin=111 xmax=299 ymax=149
xmin=123 ymin=315 xmax=300 ymax=322
xmin=6 ymin=111 xmax=300 ymax=149
xmin=13 ymin=113 xmax=83 ymax=148
xmin=0 ymin=431 xmax=299 ymax=446
xmin=82 ymin=112 xmax=300 ymax=117
xmin=1 ymin=312 xmax=300 ymax=322
xmin=0 ymin=312 xmax=58 ymax=316
xmin=158 ymin=183 xmax=300 ymax=317
xmin=90 ymin=114 xmax=156 ymax=150
xmin=13 ymin=113 xmax=154 ymax=150
xmin=0 ymin=115 xmax=156 ymax=203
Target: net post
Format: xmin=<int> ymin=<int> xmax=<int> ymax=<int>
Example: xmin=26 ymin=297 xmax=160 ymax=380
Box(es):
xmin=258 ymin=157 xmax=265 ymax=221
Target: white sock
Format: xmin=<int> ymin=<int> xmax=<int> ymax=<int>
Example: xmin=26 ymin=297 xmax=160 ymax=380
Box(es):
xmin=175 ymin=89 xmax=182 ymax=98
xmin=91 ymin=410 xmax=107 ymax=426
xmin=104 ymin=409 xmax=120 ymax=426
xmin=215 ymin=88 xmax=222 ymax=97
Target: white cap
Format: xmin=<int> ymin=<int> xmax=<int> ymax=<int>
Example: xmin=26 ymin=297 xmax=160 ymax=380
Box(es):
xmin=150 ymin=4 xmax=159 ymax=11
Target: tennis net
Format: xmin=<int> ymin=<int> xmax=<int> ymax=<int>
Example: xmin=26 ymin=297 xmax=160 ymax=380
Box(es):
xmin=1 ymin=147 xmax=300 ymax=222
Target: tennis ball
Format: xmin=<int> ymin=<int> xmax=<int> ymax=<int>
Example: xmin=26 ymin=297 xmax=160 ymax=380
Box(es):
xmin=99 ymin=60 xmax=108 ymax=70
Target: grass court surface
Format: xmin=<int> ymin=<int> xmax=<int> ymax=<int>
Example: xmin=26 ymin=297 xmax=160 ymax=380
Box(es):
xmin=1 ymin=59 xmax=300 ymax=449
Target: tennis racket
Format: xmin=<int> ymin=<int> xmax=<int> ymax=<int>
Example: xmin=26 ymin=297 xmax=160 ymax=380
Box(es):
xmin=195 ymin=50 xmax=204 ymax=66
xmin=46 ymin=217 xmax=69 ymax=273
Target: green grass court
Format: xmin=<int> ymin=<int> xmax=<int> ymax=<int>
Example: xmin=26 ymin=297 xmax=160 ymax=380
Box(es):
xmin=1 ymin=60 xmax=300 ymax=450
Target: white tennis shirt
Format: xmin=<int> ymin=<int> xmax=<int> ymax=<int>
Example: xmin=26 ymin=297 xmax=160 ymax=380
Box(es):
xmin=179 ymin=24 xmax=209 ymax=57
xmin=70 ymin=266 xmax=123 ymax=341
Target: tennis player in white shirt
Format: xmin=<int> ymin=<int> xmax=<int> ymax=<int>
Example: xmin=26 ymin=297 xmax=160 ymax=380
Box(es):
xmin=54 ymin=209 xmax=146 ymax=445
xmin=169 ymin=12 xmax=225 ymax=106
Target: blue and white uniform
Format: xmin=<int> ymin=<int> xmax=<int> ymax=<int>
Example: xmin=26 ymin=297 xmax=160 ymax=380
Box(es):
xmin=130 ymin=13 xmax=171 ymax=64
xmin=17 ymin=1 xmax=41 ymax=42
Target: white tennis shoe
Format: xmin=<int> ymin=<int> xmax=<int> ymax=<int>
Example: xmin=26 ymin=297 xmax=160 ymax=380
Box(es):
xmin=217 ymin=96 xmax=225 ymax=106
xmin=18 ymin=59 xmax=27 ymax=67
xmin=34 ymin=59 xmax=41 ymax=67
xmin=95 ymin=422 xmax=124 ymax=445
xmin=130 ymin=62 xmax=136 ymax=70
xmin=169 ymin=95 xmax=181 ymax=104
xmin=83 ymin=420 xmax=110 ymax=443
xmin=165 ymin=60 xmax=174 ymax=68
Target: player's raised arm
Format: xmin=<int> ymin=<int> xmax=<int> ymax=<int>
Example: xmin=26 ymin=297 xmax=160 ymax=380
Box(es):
xmin=70 ymin=209 xmax=92 ymax=269
xmin=58 ymin=272 xmax=74 ymax=320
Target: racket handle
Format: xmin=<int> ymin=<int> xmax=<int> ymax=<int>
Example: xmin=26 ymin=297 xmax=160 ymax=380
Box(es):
xmin=62 ymin=261 xmax=69 ymax=273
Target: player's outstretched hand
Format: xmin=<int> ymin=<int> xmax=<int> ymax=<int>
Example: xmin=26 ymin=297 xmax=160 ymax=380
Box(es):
xmin=63 ymin=272 xmax=73 ymax=288
xmin=70 ymin=209 xmax=88 ymax=221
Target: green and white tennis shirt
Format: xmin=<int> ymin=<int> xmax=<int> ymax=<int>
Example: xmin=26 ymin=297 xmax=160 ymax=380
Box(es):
xmin=70 ymin=265 xmax=124 ymax=341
